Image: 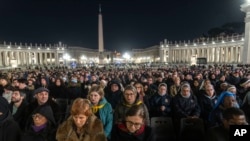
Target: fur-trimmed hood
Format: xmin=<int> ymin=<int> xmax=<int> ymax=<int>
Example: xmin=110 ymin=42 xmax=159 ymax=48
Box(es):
xmin=56 ymin=115 xmax=106 ymax=141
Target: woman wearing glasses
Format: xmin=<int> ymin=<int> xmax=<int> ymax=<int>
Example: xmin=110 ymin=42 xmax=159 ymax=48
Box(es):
xmin=114 ymin=85 xmax=150 ymax=126
xmin=111 ymin=104 xmax=153 ymax=141
xmin=21 ymin=104 xmax=57 ymax=141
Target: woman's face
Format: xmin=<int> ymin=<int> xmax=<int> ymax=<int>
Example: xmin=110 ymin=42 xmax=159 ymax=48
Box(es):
xmin=89 ymin=91 xmax=101 ymax=105
xmin=143 ymin=85 xmax=148 ymax=91
xmin=125 ymin=115 xmax=144 ymax=133
xmin=135 ymin=84 xmax=142 ymax=93
xmin=181 ymin=87 xmax=190 ymax=97
xmin=124 ymin=90 xmax=137 ymax=104
xmin=193 ymin=81 xmax=199 ymax=87
xmin=41 ymin=79 xmax=46 ymax=85
xmin=55 ymin=79 xmax=61 ymax=86
xmin=32 ymin=113 xmax=48 ymax=126
xmin=158 ymin=86 xmax=167 ymax=95
xmin=73 ymin=114 xmax=88 ymax=129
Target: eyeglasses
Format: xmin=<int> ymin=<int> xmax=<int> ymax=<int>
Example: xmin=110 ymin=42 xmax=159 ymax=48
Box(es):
xmin=32 ymin=114 xmax=44 ymax=119
xmin=124 ymin=93 xmax=136 ymax=97
xmin=125 ymin=121 xmax=143 ymax=128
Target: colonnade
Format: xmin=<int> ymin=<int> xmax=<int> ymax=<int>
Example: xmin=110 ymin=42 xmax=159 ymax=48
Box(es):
xmin=0 ymin=49 xmax=63 ymax=67
xmin=166 ymin=45 xmax=242 ymax=64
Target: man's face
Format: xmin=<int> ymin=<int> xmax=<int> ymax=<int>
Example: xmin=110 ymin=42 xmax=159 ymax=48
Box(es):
xmin=18 ymin=83 xmax=26 ymax=89
xmin=223 ymin=115 xmax=248 ymax=130
xmin=11 ymin=91 xmax=23 ymax=103
xmin=12 ymin=80 xmax=19 ymax=87
xmin=147 ymin=78 xmax=153 ymax=84
xmin=36 ymin=91 xmax=49 ymax=105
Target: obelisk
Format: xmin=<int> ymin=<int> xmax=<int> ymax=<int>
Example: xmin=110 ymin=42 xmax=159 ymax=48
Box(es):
xmin=98 ymin=4 xmax=104 ymax=64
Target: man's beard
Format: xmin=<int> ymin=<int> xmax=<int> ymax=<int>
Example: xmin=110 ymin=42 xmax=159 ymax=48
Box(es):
xmin=11 ymin=98 xmax=21 ymax=103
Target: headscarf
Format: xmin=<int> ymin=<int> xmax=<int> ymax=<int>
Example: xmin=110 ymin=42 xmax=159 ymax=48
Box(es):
xmin=213 ymin=91 xmax=238 ymax=110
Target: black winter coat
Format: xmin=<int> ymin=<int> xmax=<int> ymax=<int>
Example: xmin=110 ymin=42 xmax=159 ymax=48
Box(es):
xmin=21 ymin=124 xmax=56 ymax=141
xmin=0 ymin=112 xmax=21 ymax=141
xmin=172 ymin=94 xmax=200 ymax=120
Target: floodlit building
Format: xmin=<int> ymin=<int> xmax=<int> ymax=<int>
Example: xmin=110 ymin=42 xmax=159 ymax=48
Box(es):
xmin=0 ymin=1 xmax=250 ymax=68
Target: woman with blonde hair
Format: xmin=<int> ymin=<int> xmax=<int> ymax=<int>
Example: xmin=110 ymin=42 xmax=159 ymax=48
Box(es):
xmin=88 ymin=85 xmax=113 ymax=140
xmin=56 ymin=98 xmax=106 ymax=141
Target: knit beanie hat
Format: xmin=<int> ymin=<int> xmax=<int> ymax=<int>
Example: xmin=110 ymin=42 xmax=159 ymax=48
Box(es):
xmin=239 ymin=78 xmax=250 ymax=87
xmin=32 ymin=104 xmax=56 ymax=125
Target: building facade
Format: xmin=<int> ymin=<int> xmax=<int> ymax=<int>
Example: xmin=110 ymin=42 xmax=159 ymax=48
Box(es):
xmin=0 ymin=1 xmax=250 ymax=67
xmin=135 ymin=34 xmax=244 ymax=65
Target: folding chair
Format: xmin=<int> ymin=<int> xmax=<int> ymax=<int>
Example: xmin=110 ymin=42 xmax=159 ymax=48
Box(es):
xmin=179 ymin=118 xmax=205 ymax=141
xmin=150 ymin=117 xmax=176 ymax=141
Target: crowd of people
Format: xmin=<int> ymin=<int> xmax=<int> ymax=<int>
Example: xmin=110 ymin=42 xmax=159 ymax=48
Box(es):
xmin=0 ymin=64 xmax=250 ymax=141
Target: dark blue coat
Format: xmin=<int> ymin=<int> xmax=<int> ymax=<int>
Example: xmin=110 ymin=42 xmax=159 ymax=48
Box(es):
xmin=172 ymin=94 xmax=200 ymax=120
xmin=149 ymin=93 xmax=172 ymax=117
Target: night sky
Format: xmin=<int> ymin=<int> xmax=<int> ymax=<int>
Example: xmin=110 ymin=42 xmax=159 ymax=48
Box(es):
xmin=0 ymin=0 xmax=245 ymax=53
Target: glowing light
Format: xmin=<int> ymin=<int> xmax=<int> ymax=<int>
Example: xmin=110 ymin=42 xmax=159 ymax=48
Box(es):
xmin=123 ymin=53 xmax=130 ymax=59
xmin=63 ymin=54 xmax=70 ymax=60
xmin=81 ymin=55 xmax=86 ymax=60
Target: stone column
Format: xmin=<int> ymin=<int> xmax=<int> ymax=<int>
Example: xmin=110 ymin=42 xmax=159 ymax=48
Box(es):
xmin=159 ymin=48 xmax=164 ymax=63
xmin=229 ymin=46 xmax=234 ymax=63
xmin=50 ymin=53 xmax=53 ymax=65
xmin=219 ymin=47 xmax=222 ymax=63
xmin=4 ymin=51 xmax=8 ymax=66
xmin=44 ymin=52 xmax=47 ymax=65
xmin=0 ymin=52 xmax=2 ymax=66
xmin=168 ymin=49 xmax=171 ymax=63
xmin=225 ymin=47 xmax=228 ymax=63
xmin=178 ymin=49 xmax=181 ymax=63
xmin=235 ymin=46 xmax=239 ymax=63
xmin=214 ymin=48 xmax=217 ymax=63
xmin=40 ymin=52 xmax=43 ymax=65
xmin=32 ymin=52 xmax=37 ymax=65
xmin=241 ymin=2 xmax=250 ymax=64
xmin=187 ymin=49 xmax=190 ymax=63
xmin=16 ymin=52 xmax=20 ymax=65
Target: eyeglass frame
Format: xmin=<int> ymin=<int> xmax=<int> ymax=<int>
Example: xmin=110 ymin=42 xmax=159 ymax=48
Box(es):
xmin=125 ymin=120 xmax=144 ymax=128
